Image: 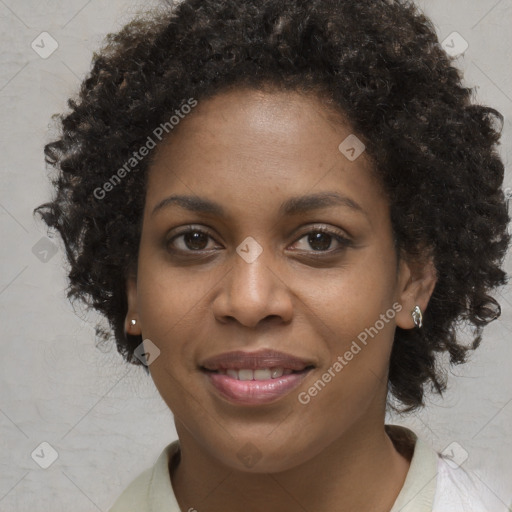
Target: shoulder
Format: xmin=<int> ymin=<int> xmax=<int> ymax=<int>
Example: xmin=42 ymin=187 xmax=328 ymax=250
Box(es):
xmin=433 ymin=455 xmax=512 ymax=512
xmin=108 ymin=466 xmax=153 ymax=512
xmin=107 ymin=440 xmax=181 ymax=512
xmin=386 ymin=424 xmax=512 ymax=512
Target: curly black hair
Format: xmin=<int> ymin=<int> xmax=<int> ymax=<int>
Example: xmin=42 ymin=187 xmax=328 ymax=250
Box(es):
xmin=34 ymin=0 xmax=510 ymax=412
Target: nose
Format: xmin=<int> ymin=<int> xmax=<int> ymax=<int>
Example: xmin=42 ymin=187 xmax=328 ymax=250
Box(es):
xmin=211 ymin=241 xmax=294 ymax=329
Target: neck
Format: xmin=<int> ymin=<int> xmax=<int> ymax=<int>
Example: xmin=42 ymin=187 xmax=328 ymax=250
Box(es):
xmin=170 ymin=419 xmax=411 ymax=512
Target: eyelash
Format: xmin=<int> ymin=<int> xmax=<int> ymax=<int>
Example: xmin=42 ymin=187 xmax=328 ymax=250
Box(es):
xmin=166 ymin=225 xmax=353 ymax=256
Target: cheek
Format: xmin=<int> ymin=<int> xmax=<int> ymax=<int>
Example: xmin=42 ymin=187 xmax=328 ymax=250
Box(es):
xmin=135 ymin=256 xmax=213 ymax=366
xmin=306 ymin=250 xmax=398 ymax=347
xmin=135 ymin=262 xmax=209 ymax=414
xmin=295 ymin=317 xmax=396 ymax=443
xmin=301 ymin=246 xmax=399 ymax=398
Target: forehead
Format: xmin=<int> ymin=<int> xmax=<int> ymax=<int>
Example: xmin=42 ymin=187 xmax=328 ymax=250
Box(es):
xmin=144 ymin=88 xmax=385 ymax=221
xmin=159 ymin=88 xmax=351 ymax=160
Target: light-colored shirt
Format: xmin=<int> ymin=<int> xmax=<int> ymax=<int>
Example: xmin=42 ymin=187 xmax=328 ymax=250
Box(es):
xmin=108 ymin=424 xmax=512 ymax=512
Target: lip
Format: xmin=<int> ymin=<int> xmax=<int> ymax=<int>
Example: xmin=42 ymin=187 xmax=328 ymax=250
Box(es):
xmin=200 ymin=349 xmax=315 ymax=405
xmin=200 ymin=349 xmax=315 ymax=371
xmin=203 ymin=370 xmax=312 ymax=405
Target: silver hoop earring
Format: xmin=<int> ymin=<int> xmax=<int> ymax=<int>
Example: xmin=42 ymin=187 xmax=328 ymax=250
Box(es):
xmin=411 ymin=305 xmax=423 ymax=328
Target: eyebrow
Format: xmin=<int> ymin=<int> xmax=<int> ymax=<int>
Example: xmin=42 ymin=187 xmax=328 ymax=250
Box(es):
xmin=151 ymin=191 xmax=366 ymax=218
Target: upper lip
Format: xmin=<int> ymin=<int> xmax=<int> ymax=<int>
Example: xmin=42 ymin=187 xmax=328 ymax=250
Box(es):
xmin=200 ymin=349 xmax=315 ymax=371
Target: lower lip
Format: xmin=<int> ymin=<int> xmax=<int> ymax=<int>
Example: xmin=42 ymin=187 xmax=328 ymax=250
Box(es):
xmin=203 ymin=370 xmax=312 ymax=405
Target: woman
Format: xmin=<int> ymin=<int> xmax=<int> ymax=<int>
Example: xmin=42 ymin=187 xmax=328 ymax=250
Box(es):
xmin=34 ymin=0 xmax=511 ymax=510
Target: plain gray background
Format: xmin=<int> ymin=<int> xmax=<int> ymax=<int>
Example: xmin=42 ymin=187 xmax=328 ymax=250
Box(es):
xmin=1 ymin=0 xmax=511 ymax=510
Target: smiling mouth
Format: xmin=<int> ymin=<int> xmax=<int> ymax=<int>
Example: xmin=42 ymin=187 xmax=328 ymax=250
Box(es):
xmin=199 ymin=349 xmax=316 ymax=404
xmin=200 ymin=365 xmax=315 ymax=406
xmin=201 ymin=366 xmax=315 ymax=381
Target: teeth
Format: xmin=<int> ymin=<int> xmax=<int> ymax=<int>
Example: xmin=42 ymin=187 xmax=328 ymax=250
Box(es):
xmin=216 ymin=367 xmax=296 ymax=380
xmin=226 ymin=369 xmax=238 ymax=379
xmin=254 ymin=368 xmax=271 ymax=380
xmin=271 ymin=367 xmax=284 ymax=378
xmin=238 ymin=369 xmax=253 ymax=381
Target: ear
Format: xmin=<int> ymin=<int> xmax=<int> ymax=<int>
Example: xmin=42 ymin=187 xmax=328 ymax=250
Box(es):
xmin=395 ymin=250 xmax=437 ymax=330
xmin=125 ymin=273 xmax=142 ymax=336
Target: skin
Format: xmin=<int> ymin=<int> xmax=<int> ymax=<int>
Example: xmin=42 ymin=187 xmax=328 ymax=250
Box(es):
xmin=125 ymin=88 xmax=437 ymax=512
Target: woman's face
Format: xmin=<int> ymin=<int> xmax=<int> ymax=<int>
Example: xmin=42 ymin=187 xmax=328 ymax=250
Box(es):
xmin=127 ymin=88 xmax=423 ymax=472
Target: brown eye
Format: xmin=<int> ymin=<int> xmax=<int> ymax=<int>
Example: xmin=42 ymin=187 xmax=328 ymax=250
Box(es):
xmin=167 ymin=228 xmax=217 ymax=252
xmin=291 ymin=227 xmax=353 ymax=253
xmin=305 ymin=232 xmax=334 ymax=251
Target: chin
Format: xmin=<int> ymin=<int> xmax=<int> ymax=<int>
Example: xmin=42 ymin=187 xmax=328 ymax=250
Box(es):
xmin=207 ymin=435 xmax=318 ymax=474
